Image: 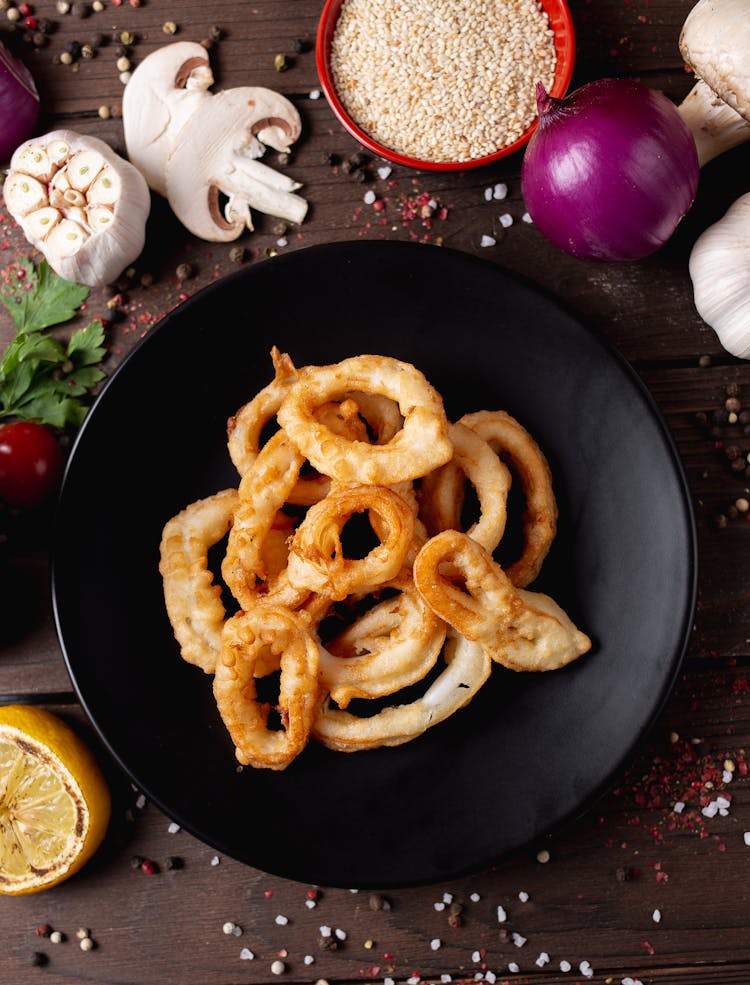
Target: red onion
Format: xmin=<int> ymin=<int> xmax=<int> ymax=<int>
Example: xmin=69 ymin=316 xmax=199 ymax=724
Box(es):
xmin=0 ymin=41 xmax=40 ymax=163
xmin=521 ymin=78 xmax=699 ymax=262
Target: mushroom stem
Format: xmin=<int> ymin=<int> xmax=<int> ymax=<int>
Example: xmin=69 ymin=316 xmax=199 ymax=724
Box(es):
xmin=677 ymin=78 xmax=750 ymax=167
xmin=230 ymin=154 xmax=303 ymax=193
xmin=219 ymin=165 xmax=308 ymax=226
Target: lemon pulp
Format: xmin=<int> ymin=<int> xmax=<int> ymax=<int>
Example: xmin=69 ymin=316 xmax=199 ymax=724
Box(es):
xmin=0 ymin=706 xmax=110 ymax=895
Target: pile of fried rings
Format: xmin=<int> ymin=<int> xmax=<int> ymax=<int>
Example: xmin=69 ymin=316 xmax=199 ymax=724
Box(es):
xmin=159 ymin=350 xmax=591 ymax=771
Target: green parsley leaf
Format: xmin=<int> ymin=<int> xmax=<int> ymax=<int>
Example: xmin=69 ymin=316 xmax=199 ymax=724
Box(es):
xmin=0 ymin=259 xmax=107 ymax=429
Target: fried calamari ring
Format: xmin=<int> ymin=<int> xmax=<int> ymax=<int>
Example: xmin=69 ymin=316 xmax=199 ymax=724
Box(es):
xmin=313 ymin=630 xmax=490 ymax=752
xmin=413 ymin=530 xmax=591 ymax=672
xmin=286 ymin=484 xmax=415 ymax=601
xmin=277 ymin=355 xmax=453 ymax=484
xmin=159 ymin=488 xmax=239 ymax=674
xmin=459 ymin=410 xmax=557 ymax=587
xmin=222 ymin=429 xmax=309 ymax=611
xmin=214 ymin=607 xmax=320 ymax=770
xmin=419 ymin=422 xmax=512 ymax=552
xmin=319 ymin=574 xmax=447 ymax=708
xmin=227 ymin=346 xmax=299 ymax=477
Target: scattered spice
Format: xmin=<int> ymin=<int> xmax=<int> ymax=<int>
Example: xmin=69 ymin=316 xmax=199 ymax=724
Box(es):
xmin=274 ymin=52 xmax=289 ymax=72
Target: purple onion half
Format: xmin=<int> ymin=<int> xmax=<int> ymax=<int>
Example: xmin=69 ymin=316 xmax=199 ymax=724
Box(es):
xmin=0 ymin=41 xmax=40 ymax=163
xmin=521 ymin=78 xmax=699 ymax=262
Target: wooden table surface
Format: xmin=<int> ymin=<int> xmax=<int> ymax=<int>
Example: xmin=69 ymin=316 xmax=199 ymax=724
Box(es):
xmin=2 ymin=1 xmax=750 ymax=983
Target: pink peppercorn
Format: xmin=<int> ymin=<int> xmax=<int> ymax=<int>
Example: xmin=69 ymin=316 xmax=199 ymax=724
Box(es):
xmin=372 ymin=199 xmax=385 ymax=212
xmin=140 ymin=859 xmax=158 ymax=875
xmin=18 ymin=2 xmax=33 ymax=14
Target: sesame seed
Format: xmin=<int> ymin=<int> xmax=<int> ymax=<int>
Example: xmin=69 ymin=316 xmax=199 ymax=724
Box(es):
xmin=330 ymin=0 xmax=555 ymax=163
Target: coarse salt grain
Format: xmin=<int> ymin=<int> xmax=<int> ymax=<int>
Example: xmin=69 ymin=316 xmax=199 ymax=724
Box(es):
xmin=485 ymin=973 xmax=496 ymax=984
xmin=434 ymin=901 xmax=446 ymax=911
xmin=210 ymin=855 xmax=220 ymax=866
xmin=329 ymin=0 xmax=557 ymax=163
xmin=135 ymin=793 xmax=146 ymax=809
xmin=385 ymin=978 xmax=396 ymax=985
xmin=309 ymin=89 xmax=321 ymax=99
xmin=508 ymin=963 xmax=519 ymax=974
xmin=497 ymin=905 xmax=507 ymax=922
xmin=305 ymin=899 xmax=317 ymax=909
xmin=535 ymin=952 xmax=550 ymax=967
xmin=652 ymin=909 xmax=662 ymax=923
xmin=472 ymin=950 xmax=482 ymax=962
xmin=480 ymin=235 xmax=496 ymax=248
xmin=743 ymin=831 xmax=750 ymax=846
xmin=499 ymin=213 xmax=513 ymax=228
xmin=560 ymin=960 xmax=572 ymax=972
xmin=363 ymin=190 xmax=377 ymax=205
xmin=167 ymin=822 xmax=180 ymax=834
xmin=443 ymin=892 xmax=453 ymax=903
xmin=377 ymin=165 xmax=392 ymax=180
xmin=493 ymin=183 xmax=508 ymax=200
xmin=440 ymin=976 xmax=452 ymax=983
xmin=579 ymin=960 xmax=594 ymax=978
xmin=512 ymin=932 xmax=527 ymax=947
xmin=518 ymin=891 xmax=529 ymax=902
xmin=431 ymin=939 xmax=442 ymax=951
xmin=271 ymin=959 xmax=286 ymax=975
xmin=240 ymin=948 xmax=255 ymax=960
xmin=470 ymin=892 xmax=481 ymax=901
xmin=673 ymin=801 xmax=685 ymax=813
xmin=275 ymin=914 xmax=289 ymax=925
xmin=484 ymin=187 xmax=493 ymax=201
xmin=335 ymin=927 xmax=347 ymax=940
xmin=304 ymin=955 xmax=315 ymax=965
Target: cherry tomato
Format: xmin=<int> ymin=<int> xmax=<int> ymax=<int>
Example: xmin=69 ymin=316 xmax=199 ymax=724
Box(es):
xmin=0 ymin=421 xmax=64 ymax=507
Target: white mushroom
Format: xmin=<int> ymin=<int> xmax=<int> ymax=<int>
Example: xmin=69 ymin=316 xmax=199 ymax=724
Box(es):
xmin=164 ymin=88 xmax=307 ymax=240
xmin=122 ymin=41 xmax=307 ymax=240
xmin=678 ymin=0 xmax=750 ymax=166
xmin=3 ymin=129 xmax=151 ymax=288
xmin=689 ymin=193 xmax=750 ymax=358
xmin=122 ymin=41 xmax=214 ymax=196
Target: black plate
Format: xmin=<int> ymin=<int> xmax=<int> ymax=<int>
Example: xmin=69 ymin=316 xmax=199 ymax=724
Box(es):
xmin=52 ymin=241 xmax=696 ymax=889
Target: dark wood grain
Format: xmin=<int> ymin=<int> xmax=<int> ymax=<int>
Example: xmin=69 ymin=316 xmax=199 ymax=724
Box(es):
xmin=2 ymin=0 xmax=750 ymax=982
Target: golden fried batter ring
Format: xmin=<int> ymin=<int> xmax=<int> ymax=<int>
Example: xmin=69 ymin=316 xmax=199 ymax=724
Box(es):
xmin=222 ymin=429 xmax=309 ymax=611
xmin=419 ymin=422 xmax=512 ymax=552
xmin=277 ymin=354 xmax=453 ymax=484
xmin=286 ymin=484 xmax=415 ymax=601
xmin=313 ymin=630 xmax=490 ymax=752
xmin=459 ymin=410 xmax=557 ymax=587
xmin=159 ymin=488 xmax=239 ymax=674
xmin=319 ymin=573 xmax=447 ymax=708
xmin=413 ymin=530 xmax=591 ymax=672
xmin=214 ymin=607 xmax=321 ymax=770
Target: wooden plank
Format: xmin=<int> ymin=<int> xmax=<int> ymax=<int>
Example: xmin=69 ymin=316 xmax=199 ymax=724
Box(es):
xmin=2 ymin=661 xmax=749 ymax=983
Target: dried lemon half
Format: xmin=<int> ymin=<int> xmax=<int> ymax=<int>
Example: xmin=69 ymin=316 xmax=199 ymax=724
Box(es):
xmin=0 ymin=705 xmax=111 ymax=895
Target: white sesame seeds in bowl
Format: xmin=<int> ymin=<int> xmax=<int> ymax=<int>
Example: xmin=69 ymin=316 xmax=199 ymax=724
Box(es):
xmin=316 ymin=0 xmax=576 ymax=171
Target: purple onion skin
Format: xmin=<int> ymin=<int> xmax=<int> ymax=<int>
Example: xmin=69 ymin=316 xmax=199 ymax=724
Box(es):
xmin=521 ymin=78 xmax=699 ymax=262
xmin=0 ymin=42 xmax=40 ymax=163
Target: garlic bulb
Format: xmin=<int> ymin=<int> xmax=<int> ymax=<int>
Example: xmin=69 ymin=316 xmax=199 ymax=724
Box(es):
xmin=3 ymin=129 xmax=151 ymax=288
xmin=689 ymin=192 xmax=750 ymax=359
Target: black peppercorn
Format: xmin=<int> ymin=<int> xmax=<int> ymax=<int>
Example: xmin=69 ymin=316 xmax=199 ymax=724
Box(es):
xmin=291 ymin=37 xmax=312 ymax=54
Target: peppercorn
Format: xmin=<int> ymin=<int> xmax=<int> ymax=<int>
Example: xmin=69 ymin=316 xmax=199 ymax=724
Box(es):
xmin=274 ymin=52 xmax=289 ymax=72
xmin=229 ymin=246 xmax=246 ymax=263
xmin=714 ymin=513 xmax=728 ymax=529
xmin=731 ymin=458 xmax=746 ymax=473
xmin=694 ymin=411 xmax=708 ymax=426
xmin=81 ymin=42 xmax=94 ymax=58
xmin=140 ymin=858 xmax=159 ymax=875
xmin=35 ymin=924 xmax=52 ymax=937
xmin=175 ymin=262 xmax=194 ymax=280
xmin=318 ymin=936 xmax=338 ymax=951
xmin=118 ymin=29 xmax=135 ymax=45
xmin=29 ymin=952 xmax=48 ymax=967
xmin=6 ymin=6 xmax=21 ymax=20
xmin=59 ymin=50 xmax=73 ymax=64
xmin=31 ymin=30 xmax=46 ymax=45
xmin=36 ymin=16 xmax=51 ymax=31
xmin=71 ymin=0 xmax=90 ymax=16
xmin=116 ymin=54 xmax=130 ymax=71
xmin=323 ymin=151 xmax=340 ymax=166
xmin=208 ymin=24 xmax=222 ymax=41
xmin=447 ymin=912 xmax=462 ymax=928
xmin=726 ymin=382 xmax=740 ymax=397
xmin=89 ymin=30 xmax=104 ymax=46
xmin=725 ymin=445 xmax=741 ymax=461
xmin=18 ymin=2 xmax=32 ymax=15
xmin=698 ymin=354 xmax=712 ymax=367
xmin=162 ymin=20 xmax=177 ymax=34
xmin=98 ymin=104 xmax=110 ymax=119
xmin=291 ymin=37 xmax=311 ymax=54
xmin=368 ymin=893 xmax=385 ymax=911
xmin=349 ymin=151 xmax=371 ymax=168
xmin=56 ymin=0 xmax=69 ymax=11
xmin=271 ymin=221 xmax=288 ymax=237
xmin=726 ymin=397 xmax=742 ymax=414
xmin=165 ymin=855 xmax=184 ymax=870
xmin=130 ymin=854 xmax=145 ymax=869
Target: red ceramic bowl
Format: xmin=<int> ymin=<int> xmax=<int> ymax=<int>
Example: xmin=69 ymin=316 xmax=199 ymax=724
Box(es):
xmin=316 ymin=0 xmax=576 ymax=171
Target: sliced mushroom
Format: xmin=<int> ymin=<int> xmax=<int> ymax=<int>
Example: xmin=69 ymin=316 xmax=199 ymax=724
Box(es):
xmin=123 ymin=41 xmax=307 ymax=241
xmin=3 ymin=129 xmax=151 ymax=288
xmin=165 ymin=88 xmax=307 ymax=240
xmin=122 ymin=41 xmax=214 ymax=196
xmin=678 ymin=0 xmax=750 ymax=166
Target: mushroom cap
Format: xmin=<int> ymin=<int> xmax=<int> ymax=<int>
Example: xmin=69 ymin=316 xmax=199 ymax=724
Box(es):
xmin=679 ymin=0 xmax=750 ymax=122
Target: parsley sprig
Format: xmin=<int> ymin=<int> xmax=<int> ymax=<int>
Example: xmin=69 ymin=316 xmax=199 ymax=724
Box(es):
xmin=0 ymin=259 xmax=107 ymax=429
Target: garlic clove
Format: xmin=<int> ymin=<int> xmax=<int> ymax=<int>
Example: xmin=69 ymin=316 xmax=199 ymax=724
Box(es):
xmin=22 ymin=207 xmax=61 ymax=240
xmin=13 ymin=145 xmax=54 ymax=183
xmin=3 ymin=173 xmax=48 ymax=215
xmin=66 ymin=150 xmax=105 ymax=192
xmin=45 ymin=218 xmax=90 ymax=257
xmin=87 ymin=167 xmax=120 ymax=206
xmin=86 ymin=205 xmax=115 ymax=233
xmin=3 ymin=128 xmax=150 ymax=287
